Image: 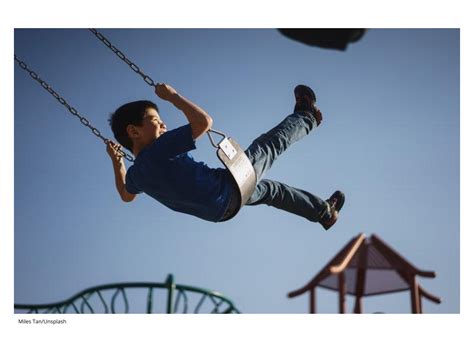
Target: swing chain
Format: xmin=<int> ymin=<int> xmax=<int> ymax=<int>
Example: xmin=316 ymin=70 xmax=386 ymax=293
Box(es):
xmin=14 ymin=55 xmax=135 ymax=162
xmin=89 ymin=28 xmax=157 ymax=87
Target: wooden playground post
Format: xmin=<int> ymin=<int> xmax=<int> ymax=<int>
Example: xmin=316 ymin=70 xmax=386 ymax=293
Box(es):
xmin=338 ymin=272 xmax=346 ymax=313
xmin=309 ymin=288 xmax=316 ymax=314
xmin=353 ymin=242 xmax=367 ymax=313
xmin=409 ymin=276 xmax=421 ymax=314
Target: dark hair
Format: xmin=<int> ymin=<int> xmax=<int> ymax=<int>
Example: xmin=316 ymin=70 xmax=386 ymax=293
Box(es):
xmin=109 ymin=100 xmax=159 ymax=152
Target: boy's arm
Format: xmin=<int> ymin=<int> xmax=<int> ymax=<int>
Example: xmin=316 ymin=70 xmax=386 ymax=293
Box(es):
xmin=155 ymin=84 xmax=213 ymax=140
xmin=106 ymin=142 xmax=136 ymax=203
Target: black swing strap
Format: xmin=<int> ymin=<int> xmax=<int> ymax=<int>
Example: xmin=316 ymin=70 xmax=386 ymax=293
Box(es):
xmin=207 ymin=129 xmax=257 ymax=218
xmin=14 ymin=55 xmax=134 ymax=162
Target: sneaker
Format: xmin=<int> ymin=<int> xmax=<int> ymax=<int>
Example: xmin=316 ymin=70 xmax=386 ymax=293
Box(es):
xmin=294 ymin=84 xmax=323 ymax=126
xmin=320 ymin=190 xmax=345 ymax=230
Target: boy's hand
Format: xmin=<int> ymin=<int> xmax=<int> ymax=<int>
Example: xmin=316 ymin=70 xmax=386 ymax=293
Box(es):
xmin=155 ymin=83 xmax=178 ymax=102
xmin=106 ymin=141 xmax=124 ymax=164
xmin=107 ymin=140 xmax=136 ymax=203
xmin=315 ymin=108 xmax=323 ymax=126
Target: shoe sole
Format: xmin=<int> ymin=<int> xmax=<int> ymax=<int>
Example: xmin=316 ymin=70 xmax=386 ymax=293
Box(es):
xmin=321 ymin=191 xmax=345 ymax=231
xmin=329 ymin=190 xmax=345 ymax=212
xmin=294 ymin=85 xmax=316 ymax=103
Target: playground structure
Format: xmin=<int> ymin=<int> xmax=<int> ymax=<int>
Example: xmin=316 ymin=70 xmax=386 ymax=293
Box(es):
xmin=288 ymin=233 xmax=441 ymax=313
xmin=15 ymin=234 xmax=442 ymax=314
xmin=14 ymin=274 xmax=240 ymax=314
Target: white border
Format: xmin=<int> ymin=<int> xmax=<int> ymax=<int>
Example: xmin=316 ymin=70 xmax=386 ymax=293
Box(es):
xmin=1 ymin=0 xmax=471 ymax=353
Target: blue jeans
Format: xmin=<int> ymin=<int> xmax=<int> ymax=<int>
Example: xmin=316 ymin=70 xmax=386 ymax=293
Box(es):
xmin=244 ymin=112 xmax=329 ymax=222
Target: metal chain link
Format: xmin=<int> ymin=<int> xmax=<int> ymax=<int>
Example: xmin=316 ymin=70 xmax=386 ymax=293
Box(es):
xmin=89 ymin=28 xmax=158 ymax=87
xmin=14 ymin=55 xmax=135 ymax=162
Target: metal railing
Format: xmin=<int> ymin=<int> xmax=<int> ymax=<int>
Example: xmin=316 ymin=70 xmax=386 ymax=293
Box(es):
xmin=15 ymin=275 xmax=240 ymax=314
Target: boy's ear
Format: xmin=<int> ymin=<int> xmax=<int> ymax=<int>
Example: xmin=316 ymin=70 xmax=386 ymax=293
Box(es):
xmin=126 ymin=124 xmax=139 ymax=139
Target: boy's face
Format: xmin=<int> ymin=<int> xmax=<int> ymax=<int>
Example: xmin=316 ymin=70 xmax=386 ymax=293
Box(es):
xmin=135 ymin=108 xmax=167 ymax=145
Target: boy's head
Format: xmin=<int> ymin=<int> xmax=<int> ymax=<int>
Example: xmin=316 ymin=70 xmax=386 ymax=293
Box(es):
xmin=109 ymin=100 xmax=167 ymax=153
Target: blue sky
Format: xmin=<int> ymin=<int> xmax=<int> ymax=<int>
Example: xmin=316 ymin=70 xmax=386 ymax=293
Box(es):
xmin=13 ymin=28 xmax=459 ymax=314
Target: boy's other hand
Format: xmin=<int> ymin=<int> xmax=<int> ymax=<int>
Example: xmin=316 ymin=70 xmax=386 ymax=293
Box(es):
xmin=315 ymin=108 xmax=323 ymax=126
xmin=106 ymin=141 xmax=124 ymax=163
xmin=155 ymin=83 xmax=178 ymax=102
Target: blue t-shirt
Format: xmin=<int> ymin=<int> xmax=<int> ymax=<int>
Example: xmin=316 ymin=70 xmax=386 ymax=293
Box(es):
xmin=125 ymin=124 xmax=233 ymax=222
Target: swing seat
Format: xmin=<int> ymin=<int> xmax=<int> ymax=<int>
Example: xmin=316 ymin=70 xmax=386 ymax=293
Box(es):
xmin=215 ymin=137 xmax=257 ymax=221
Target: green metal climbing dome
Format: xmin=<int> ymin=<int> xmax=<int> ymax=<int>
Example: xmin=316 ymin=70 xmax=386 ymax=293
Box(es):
xmin=15 ymin=274 xmax=240 ymax=314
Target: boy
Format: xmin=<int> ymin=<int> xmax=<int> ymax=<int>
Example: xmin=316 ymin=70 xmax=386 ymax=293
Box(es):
xmin=107 ymin=83 xmax=344 ymax=229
